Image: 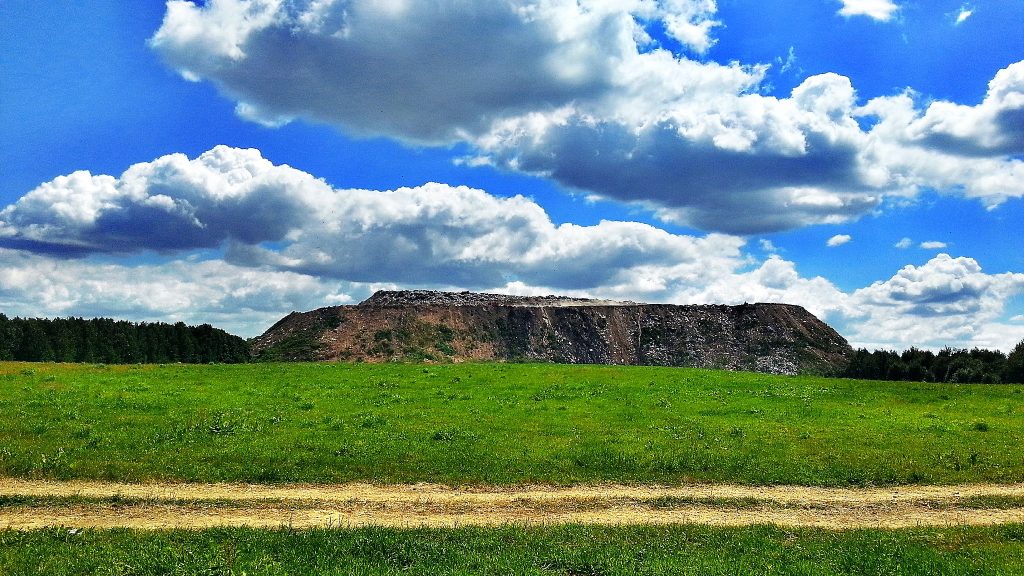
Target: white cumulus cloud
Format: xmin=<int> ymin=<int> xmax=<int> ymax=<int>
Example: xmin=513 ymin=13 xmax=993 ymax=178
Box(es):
xmin=652 ymin=0 xmax=721 ymax=54
xmin=150 ymin=0 xmax=724 ymax=143
xmin=894 ymin=237 xmax=913 ymax=249
xmin=0 ymin=248 xmax=360 ymax=337
xmin=885 ymin=61 xmax=1024 ymax=161
xmin=147 ymin=1 xmax=1024 ymax=234
xmin=0 ymin=146 xmax=748 ymax=292
xmin=6 ymin=147 xmax=1024 ymax=350
xmin=827 ymin=234 xmax=852 ymax=247
xmin=837 ymin=0 xmax=899 ymax=21
xmin=846 ymin=254 xmax=1024 ymax=350
xmin=920 ymin=241 xmax=948 ymax=249
xmin=954 ymin=5 xmax=974 ymax=25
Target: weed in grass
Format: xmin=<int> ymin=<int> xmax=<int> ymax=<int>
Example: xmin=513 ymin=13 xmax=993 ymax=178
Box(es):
xmin=430 ymin=428 xmax=478 ymax=443
xmin=358 ymin=414 xmax=387 ymax=429
xmin=207 ymin=413 xmax=236 ymax=436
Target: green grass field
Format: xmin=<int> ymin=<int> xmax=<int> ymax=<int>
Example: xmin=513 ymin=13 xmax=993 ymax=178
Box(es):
xmin=1 ymin=361 xmax=1022 ymax=486
xmin=2 ymin=524 xmax=1024 ymax=575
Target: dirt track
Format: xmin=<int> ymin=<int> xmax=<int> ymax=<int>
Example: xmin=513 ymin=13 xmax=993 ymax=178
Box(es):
xmin=3 ymin=479 xmax=1024 ymax=530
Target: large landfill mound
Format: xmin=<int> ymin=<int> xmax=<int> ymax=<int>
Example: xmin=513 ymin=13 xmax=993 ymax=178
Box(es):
xmin=251 ymin=290 xmax=853 ymax=375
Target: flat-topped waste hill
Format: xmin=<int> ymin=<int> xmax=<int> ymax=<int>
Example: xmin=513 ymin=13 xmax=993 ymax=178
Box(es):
xmin=251 ymin=290 xmax=852 ymax=375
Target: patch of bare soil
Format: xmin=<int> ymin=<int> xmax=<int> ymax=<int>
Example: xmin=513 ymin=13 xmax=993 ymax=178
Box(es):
xmin=2 ymin=479 xmax=1023 ymax=531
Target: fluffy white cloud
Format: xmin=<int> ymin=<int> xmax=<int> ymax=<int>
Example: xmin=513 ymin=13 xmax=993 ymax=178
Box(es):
xmin=0 ymin=245 xmax=847 ymax=341
xmin=0 ymin=146 xmax=749 ymax=291
xmin=5 ymin=247 xmax=1022 ymax=350
xmin=149 ymin=1 xmax=1024 ymax=234
xmin=474 ymin=71 xmax=888 ymax=233
xmin=0 ymin=248 xmax=360 ymax=337
xmin=650 ymin=0 xmax=721 ymax=54
xmin=846 ymin=254 xmax=1024 ymax=350
xmin=837 ymin=0 xmax=899 ymax=21
xmin=827 ymin=234 xmax=852 ymax=247
xmin=954 ymin=5 xmax=974 ymax=25
xmin=845 ymin=63 xmax=1024 ymax=210
xmin=670 ymin=255 xmax=851 ymax=323
xmin=920 ymin=241 xmax=948 ymax=249
xmin=5 ymin=147 xmax=1024 ymax=350
xmin=886 ymin=61 xmax=1024 ymax=159
xmin=151 ymin=0 xmax=723 ymax=142
xmin=481 ymin=61 xmax=1024 ymax=231
xmin=0 ymin=146 xmax=317 ymax=254
xmin=894 ymin=237 xmax=912 ymax=249
xmin=0 ymin=144 xmax=849 ymax=339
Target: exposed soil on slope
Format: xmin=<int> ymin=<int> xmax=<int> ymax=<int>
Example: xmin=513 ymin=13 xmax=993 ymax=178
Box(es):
xmin=251 ymin=290 xmax=852 ymax=375
xmin=3 ymin=479 xmax=1023 ymax=531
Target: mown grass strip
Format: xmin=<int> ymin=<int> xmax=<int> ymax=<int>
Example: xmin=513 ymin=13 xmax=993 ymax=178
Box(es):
xmin=2 ymin=361 xmax=1023 ymax=486
xmin=2 ymin=524 xmax=1024 ymax=575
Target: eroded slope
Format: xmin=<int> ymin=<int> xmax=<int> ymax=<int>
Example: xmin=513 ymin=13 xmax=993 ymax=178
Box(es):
xmin=252 ymin=291 xmax=851 ymax=374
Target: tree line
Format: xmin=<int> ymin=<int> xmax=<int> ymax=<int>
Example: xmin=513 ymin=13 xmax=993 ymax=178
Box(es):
xmin=4 ymin=311 xmax=1023 ymax=381
xmin=841 ymin=340 xmax=1024 ymax=384
xmin=0 ymin=315 xmax=250 ymax=364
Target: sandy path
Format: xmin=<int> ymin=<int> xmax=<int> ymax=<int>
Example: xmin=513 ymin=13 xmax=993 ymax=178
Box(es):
xmin=2 ymin=479 xmax=1024 ymax=530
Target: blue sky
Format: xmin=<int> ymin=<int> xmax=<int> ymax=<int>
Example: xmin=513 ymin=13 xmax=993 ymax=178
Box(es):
xmin=1 ymin=0 xmax=1023 ymax=350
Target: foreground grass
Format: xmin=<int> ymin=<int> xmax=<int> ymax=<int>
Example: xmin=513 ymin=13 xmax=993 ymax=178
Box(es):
xmin=3 ymin=524 xmax=1024 ymax=575
xmin=1 ymin=361 xmax=1023 ymax=486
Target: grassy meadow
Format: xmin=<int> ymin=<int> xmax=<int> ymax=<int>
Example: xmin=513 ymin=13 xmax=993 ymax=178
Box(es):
xmin=0 ymin=361 xmax=1022 ymax=486
xmin=3 ymin=524 xmax=1024 ymax=575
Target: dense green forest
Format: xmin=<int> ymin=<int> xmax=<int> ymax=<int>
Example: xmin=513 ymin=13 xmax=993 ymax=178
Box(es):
xmin=0 ymin=315 xmax=249 ymax=364
xmin=842 ymin=341 xmax=1024 ymax=384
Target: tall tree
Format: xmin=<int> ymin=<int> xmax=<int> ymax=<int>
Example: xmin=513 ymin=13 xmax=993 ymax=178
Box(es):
xmin=1006 ymin=340 xmax=1024 ymax=384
